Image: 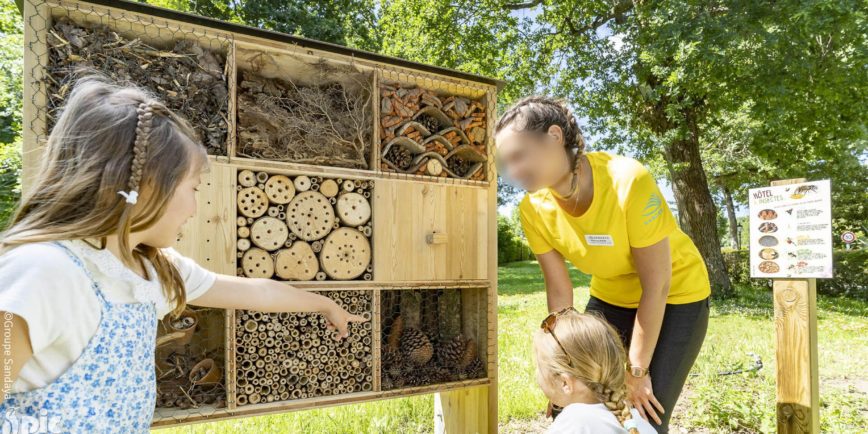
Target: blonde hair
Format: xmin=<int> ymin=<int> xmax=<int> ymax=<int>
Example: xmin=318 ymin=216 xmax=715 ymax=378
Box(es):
xmin=0 ymin=74 xmax=209 ymax=317
xmin=533 ymin=310 xmax=635 ymax=426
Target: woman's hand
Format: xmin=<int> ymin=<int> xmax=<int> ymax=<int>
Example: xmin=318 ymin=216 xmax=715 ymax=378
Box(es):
xmin=626 ymin=373 xmax=664 ymax=425
xmin=321 ymin=300 xmax=368 ymax=340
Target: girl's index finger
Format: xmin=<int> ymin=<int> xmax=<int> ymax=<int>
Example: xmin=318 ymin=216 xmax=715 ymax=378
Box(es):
xmin=348 ymin=314 xmax=368 ymax=322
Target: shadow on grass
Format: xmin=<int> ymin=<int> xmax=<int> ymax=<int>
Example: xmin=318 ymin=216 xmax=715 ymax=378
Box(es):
xmin=498 ymin=260 xmax=590 ymax=296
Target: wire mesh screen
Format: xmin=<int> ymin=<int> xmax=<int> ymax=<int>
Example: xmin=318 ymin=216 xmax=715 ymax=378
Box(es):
xmin=234 ymin=45 xmax=374 ymax=170
xmin=234 ymin=291 xmax=374 ymax=405
xmin=25 ymin=0 xmax=231 ymax=156
xmin=154 ymin=307 xmax=227 ymax=418
xmin=380 ymin=288 xmax=486 ymax=390
xmin=235 ymin=169 xmax=374 ymax=282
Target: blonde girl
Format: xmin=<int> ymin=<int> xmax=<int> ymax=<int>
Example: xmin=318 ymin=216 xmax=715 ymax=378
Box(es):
xmin=0 ymin=75 xmax=365 ymax=432
xmin=534 ymin=307 xmax=657 ymax=434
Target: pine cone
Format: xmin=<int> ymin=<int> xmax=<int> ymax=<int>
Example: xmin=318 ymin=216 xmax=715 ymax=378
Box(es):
xmin=449 ymin=156 xmax=473 ymax=177
xmin=461 ymin=356 xmax=485 ymax=380
xmin=384 ymin=145 xmax=412 ymax=170
xmin=457 ymin=338 xmax=478 ymax=370
xmin=400 ymin=327 xmax=433 ymax=366
xmin=435 ymin=334 xmax=466 ymax=368
xmin=415 ymin=113 xmax=442 ymax=134
xmin=386 ymin=315 xmax=404 ymax=353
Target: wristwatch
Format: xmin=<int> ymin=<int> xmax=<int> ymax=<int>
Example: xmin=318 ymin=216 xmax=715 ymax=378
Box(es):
xmin=627 ymin=364 xmax=649 ymax=378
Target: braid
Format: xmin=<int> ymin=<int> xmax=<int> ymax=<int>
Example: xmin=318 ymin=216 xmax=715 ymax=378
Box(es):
xmin=128 ymin=101 xmax=156 ymax=194
xmin=594 ymin=382 xmax=638 ymax=433
xmin=554 ymin=101 xmax=585 ymax=173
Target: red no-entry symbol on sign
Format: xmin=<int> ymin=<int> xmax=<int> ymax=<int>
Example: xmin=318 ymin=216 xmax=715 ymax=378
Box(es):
xmin=841 ymin=231 xmax=856 ymax=244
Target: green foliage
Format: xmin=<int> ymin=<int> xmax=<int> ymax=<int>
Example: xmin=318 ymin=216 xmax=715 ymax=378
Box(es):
xmin=0 ymin=1 xmax=22 ymax=228
xmin=723 ymin=249 xmax=867 ymax=300
xmin=146 ymin=0 xmax=382 ymax=51
xmin=497 ymin=213 xmax=532 ymax=265
xmin=0 ymin=138 xmax=21 ymax=228
xmin=0 ymin=1 xmax=23 ymax=145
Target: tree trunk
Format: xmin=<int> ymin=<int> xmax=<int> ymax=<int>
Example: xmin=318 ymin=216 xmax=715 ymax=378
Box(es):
xmin=662 ymin=125 xmax=734 ymax=298
xmin=722 ymin=186 xmax=740 ymax=250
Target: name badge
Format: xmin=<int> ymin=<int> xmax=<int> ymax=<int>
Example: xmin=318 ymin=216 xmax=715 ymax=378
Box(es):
xmin=585 ymin=234 xmax=614 ymax=246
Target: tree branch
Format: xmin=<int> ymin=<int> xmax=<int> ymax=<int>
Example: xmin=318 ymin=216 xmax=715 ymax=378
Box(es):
xmin=565 ymin=0 xmax=635 ymax=34
xmin=502 ymin=0 xmax=544 ymax=10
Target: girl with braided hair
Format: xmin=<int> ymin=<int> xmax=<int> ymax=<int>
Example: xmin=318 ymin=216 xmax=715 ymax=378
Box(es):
xmin=495 ymin=96 xmax=710 ymax=433
xmin=534 ymin=307 xmax=656 ymax=433
xmin=0 ymin=75 xmax=365 ymax=431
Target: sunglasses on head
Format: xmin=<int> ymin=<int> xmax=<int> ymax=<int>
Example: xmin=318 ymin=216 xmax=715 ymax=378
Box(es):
xmin=540 ymin=306 xmax=580 ymax=367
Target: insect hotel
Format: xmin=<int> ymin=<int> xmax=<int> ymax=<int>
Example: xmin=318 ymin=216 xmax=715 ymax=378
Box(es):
xmin=20 ymin=0 xmax=501 ymax=431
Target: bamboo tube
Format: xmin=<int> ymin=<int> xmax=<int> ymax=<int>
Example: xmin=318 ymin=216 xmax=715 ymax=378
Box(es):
xmin=249 ymin=393 xmax=261 ymax=405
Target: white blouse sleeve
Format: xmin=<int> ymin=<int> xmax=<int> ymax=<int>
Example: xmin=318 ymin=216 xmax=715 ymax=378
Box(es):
xmin=0 ymin=242 xmax=92 ymax=355
xmin=161 ymin=247 xmax=218 ymax=303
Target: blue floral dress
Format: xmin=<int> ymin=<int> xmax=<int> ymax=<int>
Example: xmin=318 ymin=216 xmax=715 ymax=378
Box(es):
xmin=0 ymin=241 xmax=157 ymax=433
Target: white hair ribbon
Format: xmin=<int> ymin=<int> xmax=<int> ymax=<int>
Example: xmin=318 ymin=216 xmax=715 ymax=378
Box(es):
xmin=117 ymin=190 xmax=138 ymax=205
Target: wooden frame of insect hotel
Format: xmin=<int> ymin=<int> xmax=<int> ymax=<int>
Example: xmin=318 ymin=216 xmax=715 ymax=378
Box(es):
xmin=21 ymin=0 xmax=501 ymax=431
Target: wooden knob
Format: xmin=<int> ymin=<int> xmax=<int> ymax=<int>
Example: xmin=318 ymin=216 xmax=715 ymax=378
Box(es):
xmin=426 ymin=231 xmax=448 ymax=244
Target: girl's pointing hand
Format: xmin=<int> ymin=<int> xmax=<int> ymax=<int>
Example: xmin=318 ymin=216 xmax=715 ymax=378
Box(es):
xmin=323 ymin=302 xmax=368 ymax=340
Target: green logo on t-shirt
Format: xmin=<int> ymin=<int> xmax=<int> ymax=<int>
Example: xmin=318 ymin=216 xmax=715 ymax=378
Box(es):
xmin=642 ymin=193 xmax=663 ymax=225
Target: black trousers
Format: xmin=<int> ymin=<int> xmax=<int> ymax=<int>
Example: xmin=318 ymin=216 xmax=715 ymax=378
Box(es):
xmin=576 ymin=295 xmax=710 ymax=433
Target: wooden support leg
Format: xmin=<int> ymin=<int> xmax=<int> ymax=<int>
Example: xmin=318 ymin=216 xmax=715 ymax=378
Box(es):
xmin=434 ymin=384 xmax=496 ymax=434
xmin=773 ymin=278 xmax=819 ymax=433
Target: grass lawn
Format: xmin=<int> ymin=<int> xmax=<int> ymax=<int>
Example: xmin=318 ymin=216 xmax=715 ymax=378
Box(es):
xmin=157 ymin=261 xmax=867 ymax=433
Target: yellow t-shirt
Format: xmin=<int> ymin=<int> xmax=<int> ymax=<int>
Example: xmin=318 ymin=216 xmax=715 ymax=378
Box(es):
xmin=518 ymin=151 xmax=711 ymax=308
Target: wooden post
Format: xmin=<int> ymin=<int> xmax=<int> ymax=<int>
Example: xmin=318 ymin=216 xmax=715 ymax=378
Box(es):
xmin=770 ymin=179 xmax=819 ymax=434
xmin=434 ymin=385 xmax=490 ymax=434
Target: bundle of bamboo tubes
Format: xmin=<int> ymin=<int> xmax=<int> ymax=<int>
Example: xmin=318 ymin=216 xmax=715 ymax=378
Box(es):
xmin=234 ymin=291 xmax=373 ymax=405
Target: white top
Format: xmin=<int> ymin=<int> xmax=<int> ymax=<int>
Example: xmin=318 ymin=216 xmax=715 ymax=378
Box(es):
xmin=547 ymin=402 xmax=657 ymax=434
xmin=0 ymin=239 xmax=217 ymax=393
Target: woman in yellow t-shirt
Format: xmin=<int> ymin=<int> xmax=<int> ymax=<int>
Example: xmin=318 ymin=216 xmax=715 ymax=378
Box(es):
xmin=495 ymin=96 xmax=711 ymax=434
